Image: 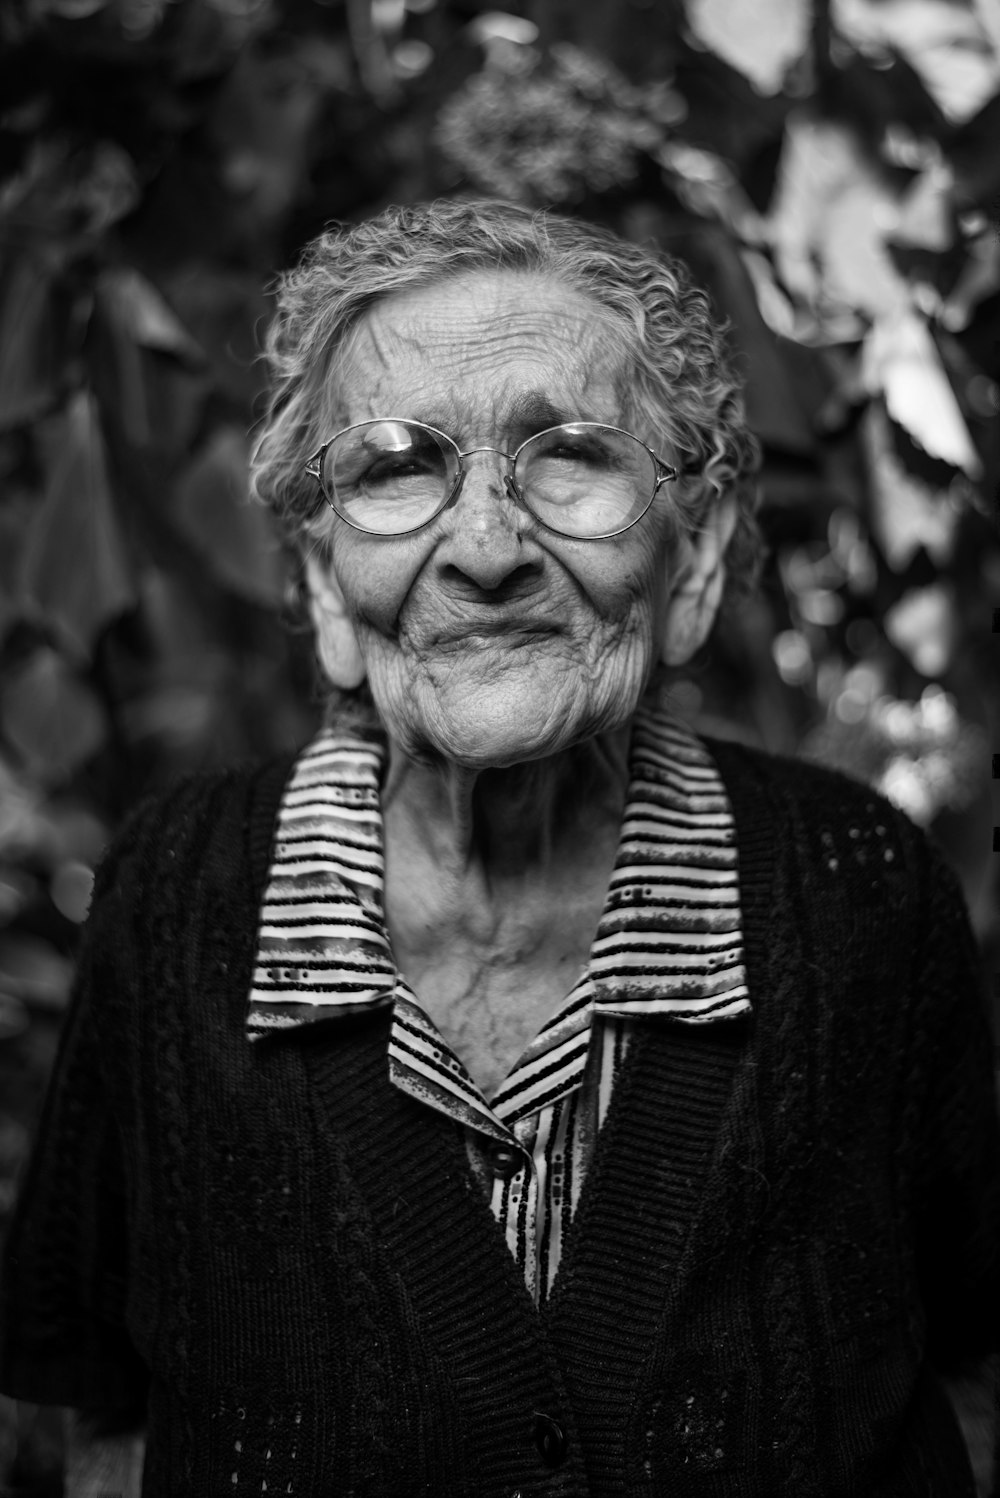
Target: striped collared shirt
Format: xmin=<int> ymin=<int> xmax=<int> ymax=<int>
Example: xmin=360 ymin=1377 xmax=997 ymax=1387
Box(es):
xmin=246 ymin=698 xmax=751 ymax=1303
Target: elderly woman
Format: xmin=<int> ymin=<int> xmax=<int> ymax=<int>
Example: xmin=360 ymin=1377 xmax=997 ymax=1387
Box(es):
xmin=1 ymin=200 xmax=997 ymax=1498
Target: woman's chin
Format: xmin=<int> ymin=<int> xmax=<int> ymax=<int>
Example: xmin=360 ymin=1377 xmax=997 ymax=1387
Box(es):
xmin=376 ymin=677 xmax=636 ymax=771
xmin=406 ymin=709 xmax=559 ymax=771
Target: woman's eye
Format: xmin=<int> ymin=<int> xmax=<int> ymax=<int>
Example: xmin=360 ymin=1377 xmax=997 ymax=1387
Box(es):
xmin=546 ymin=440 xmax=613 ymax=467
xmin=365 ymin=453 xmax=433 ymax=482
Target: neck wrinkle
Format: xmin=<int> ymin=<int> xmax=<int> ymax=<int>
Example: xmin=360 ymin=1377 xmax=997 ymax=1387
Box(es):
xmin=380 ymin=727 xmax=631 ymax=889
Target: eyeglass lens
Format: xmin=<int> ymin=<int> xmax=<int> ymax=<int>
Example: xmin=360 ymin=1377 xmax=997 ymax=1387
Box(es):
xmin=325 ymin=420 xmax=459 ymax=535
xmin=322 ymin=420 xmax=658 ymax=537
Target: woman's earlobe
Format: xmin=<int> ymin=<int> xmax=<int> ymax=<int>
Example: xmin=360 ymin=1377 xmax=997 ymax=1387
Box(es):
xmin=658 ymin=496 xmax=736 ymax=668
xmin=303 ymin=554 xmax=367 ymax=689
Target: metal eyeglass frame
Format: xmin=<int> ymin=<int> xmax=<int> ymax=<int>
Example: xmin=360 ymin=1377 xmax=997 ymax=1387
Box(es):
xmin=304 ymin=419 xmax=683 ymax=540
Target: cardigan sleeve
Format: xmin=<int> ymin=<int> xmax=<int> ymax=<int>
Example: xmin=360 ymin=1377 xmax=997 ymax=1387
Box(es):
xmin=0 ymin=758 xmax=290 ymax=1415
xmin=907 ymin=837 xmax=1000 ymax=1369
xmin=0 ymin=867 xmax=149 ymax=1413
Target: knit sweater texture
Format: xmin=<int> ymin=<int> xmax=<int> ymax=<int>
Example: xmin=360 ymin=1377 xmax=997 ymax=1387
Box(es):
xmin=0 ymin=736 xmax=997 ymax=1498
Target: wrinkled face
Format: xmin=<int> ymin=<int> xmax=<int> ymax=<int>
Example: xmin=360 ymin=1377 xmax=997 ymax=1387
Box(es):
xmin=312 ymin=271 xmax=685 ymax=768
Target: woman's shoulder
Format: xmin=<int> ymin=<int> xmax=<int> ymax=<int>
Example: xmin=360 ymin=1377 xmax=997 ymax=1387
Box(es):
xmin=70 ymin=753 xmax=299 ymax=1047
xmin=701 ymin=735 xmax=983 ymax=1044
xmin=701 ymin=731 xmax=950 ymax=900
xmin=703 ymin=732 xmax=920 ymax=837
xmin=91 ymin=752 xmax=298 ymax=926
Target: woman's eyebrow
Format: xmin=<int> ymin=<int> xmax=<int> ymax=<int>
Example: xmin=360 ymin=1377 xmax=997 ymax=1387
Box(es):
xmin=506 ymin=392 xmax=573 ymax=436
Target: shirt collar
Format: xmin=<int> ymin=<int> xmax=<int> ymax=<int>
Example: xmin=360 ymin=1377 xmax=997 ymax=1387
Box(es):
xmin=246 ymin=699 xmax=750 ymax=1131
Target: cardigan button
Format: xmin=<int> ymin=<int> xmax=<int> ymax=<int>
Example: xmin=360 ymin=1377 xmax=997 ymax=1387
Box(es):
xmin=487 ymin=1142 xmax=523 ymax=1180
xmin=533 ymin=1411 xmax=567 ymax=1466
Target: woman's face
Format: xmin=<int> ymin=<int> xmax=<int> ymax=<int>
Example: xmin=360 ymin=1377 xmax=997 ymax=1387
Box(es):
xmin=310 ymin=271 xmax=686 ymax=768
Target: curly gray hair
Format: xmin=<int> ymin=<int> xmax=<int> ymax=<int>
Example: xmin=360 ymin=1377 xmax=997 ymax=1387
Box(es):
xmin=251 ymin=197 xmax=762 ymax=596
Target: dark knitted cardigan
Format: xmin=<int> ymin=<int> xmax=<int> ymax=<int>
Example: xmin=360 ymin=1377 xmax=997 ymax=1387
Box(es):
xmin=1 ymin=738 xmax=998 ymax=1498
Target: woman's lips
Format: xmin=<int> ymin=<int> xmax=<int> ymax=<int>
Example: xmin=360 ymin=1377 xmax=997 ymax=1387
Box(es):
xmin=396 ymin=577 xmax=572 ymax=653
xmin=429 ymin=619 xmax=560 ymax=652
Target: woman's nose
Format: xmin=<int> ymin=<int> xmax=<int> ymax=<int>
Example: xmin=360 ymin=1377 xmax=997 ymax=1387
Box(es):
xmin=433 ymin=452 xmax=535 ymax=592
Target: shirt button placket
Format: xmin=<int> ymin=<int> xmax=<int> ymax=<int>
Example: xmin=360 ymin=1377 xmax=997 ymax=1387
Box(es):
xmin=487 ymin=1141 xmax=524 ymax=1180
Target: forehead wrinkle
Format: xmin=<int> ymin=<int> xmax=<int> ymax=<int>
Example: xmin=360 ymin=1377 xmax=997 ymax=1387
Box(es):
xmin=335 ymin=279 xmax=630 ymax=432
xmin=353 ymin=294 xmax=612 ymax=384
xmin=403 ymin=313 xmax=615 ymax=383
xmin=365 ymin=280 xmax=619 ymax=367
xmin=361 ymin=346 xmax=620 ymax=424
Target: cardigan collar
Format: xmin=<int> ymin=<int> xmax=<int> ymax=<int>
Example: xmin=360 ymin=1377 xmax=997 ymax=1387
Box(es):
xmin=246 ymin=696 xmax=750 ymax=1142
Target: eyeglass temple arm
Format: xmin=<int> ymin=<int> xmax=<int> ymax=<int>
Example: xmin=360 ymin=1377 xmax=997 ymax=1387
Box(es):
xmin=656 ymin=456 xmax=702 ymax=487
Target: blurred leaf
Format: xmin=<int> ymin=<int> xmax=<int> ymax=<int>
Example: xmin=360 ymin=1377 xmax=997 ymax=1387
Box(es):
xmin=0 ymin=485 xmax=34 ymax=641
xmin=136 ymin=563 xmax=227 ymax=664
xmin=158 ymin=265 xmax=269 ymax=408
xmin=862 ymin=308 xmax=982 ymax=476
xmin=96 ymin=266 xmax=203 ymax=360
xmin=43 ymin=802 xmax=109 ymax=866
xmin=660 ymin=220 xmax=819 ymax=457
xmin=0 ymin=997 xmax=29 ymax=1042
xmin=941 ymin=227 xmax=1000 ymax=329
xmin=0 ymin=258 xmax=64 ymax=429
xmin=831 ymin=0 xmax=1000 ymax=125
xmin=20 ymin=389 xmax=137 ymax=656
xmin=966 ymin=382 xmax=1000 ymax=468
xmin=884 ymin=582 xmax=955 ymax=675
xmin=656 ymin=143 xmax=760 ymax=236
xmin=862 ymin=404 xmax=959 ymax=568
xmin=118 ymin=683 xmax=218 ymax=747
xmin=974 ymin=0 xmax=1000 ymax=55
xmin=435 ymin=43 xmax=671 ymax=204
xmin=89 ymin=269 xmax=209 ymax=456
xmin=685 ymin=0 xmax=812 ymax=96
xmin=171 ymin=426 xmax=287 ymax=606
xmin=931 ymin=323 xmax=1000 ymax=500
xmin=164 ymin=0 xmax=269 ymax=76
xmin=0 ymin=932 xmax=73 ymax=1011
xmin=0 ymin=756 xmax=44 ymax=860
xmin=767 ymin=114 xmax=909 ymax=331
xmin=889 ymin=157 xmax=954 ymax=251
xmin=50 ymin=859 xmax=95 ymax=923
xmin=0 ymin=138 xmax=139 ymax=251
xmin=46 ymin=0 xmax=108 ymax=15
xmin=0 ymin=868 xmax=38 ymax=926
xmin=347 ymin=0 xmax=401 ymax=103
xmin=209 ymin=46 xmax=330 ymax=228
xmin=0 ymin=646 xmax=107 ymax=781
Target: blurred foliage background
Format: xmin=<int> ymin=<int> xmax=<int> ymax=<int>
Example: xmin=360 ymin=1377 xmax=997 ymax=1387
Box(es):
xmin=1 ymin=0 xmax=999 ymax=1486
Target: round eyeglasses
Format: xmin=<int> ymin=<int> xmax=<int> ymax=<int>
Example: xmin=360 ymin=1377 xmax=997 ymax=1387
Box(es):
xmin=304 ymin=419 xmax=681 ymax=540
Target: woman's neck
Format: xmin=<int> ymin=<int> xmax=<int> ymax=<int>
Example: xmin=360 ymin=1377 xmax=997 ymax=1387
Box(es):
xmin=380 ymin=728 xmax=633 ymax=1094
xmin=380 ymin=727 xmax=631 ymax=892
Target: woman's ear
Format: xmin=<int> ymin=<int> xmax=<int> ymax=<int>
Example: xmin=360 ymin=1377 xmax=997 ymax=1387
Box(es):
xmin=658 ymin=495 xmax=737 ymax=668
xmin=303 ymin=553 xmax=367 ymax=689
